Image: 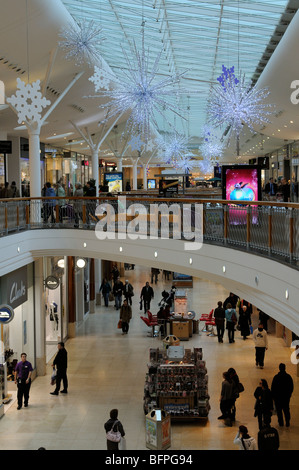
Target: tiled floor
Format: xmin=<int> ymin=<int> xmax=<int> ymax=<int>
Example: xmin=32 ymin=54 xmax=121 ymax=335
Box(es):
xmin=0 ymin=265 xmax=298 ymax=450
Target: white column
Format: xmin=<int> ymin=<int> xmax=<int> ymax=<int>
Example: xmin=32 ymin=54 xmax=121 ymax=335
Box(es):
xmin=28 ymin=127 xmax=41 ymax=197
xmin=117 ymin=157 xmax=123 ymax=172
xmin=133 ymin=160 xmax=138 ymax=190
xmin=34 ymin=258 xmax=46 ymax=376
xmin=91 ymin=148 xmax=99 ymax=196
xmin=28 ymin=127 xmax=42 ymax=223
xmin=143 ymin=164 xmax=147 ymax=189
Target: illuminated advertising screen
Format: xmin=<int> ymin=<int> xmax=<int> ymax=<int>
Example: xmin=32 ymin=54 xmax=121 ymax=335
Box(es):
xmin=147 ymin=179 xmax=156 ymax=189
xmin=104 ymin=172 xmax=123 ymax=192
xmin=222 ymin=165 xmax=261 ymax=202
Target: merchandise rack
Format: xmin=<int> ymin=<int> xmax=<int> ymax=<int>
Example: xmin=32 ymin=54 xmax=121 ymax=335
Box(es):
xmin=143 ymin=347 xmax=210 ymax=421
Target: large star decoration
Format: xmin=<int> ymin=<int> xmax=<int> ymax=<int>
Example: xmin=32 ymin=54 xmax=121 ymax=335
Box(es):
xmin=207 ymin=65 xmax=274 ymax=142
xmin=59 ymin=19 xmax=105 ymax=66
xmin=7 ymin=78 xmax=51 ymax=124
xmin=90 ymin=34 xmax=187 ymax=142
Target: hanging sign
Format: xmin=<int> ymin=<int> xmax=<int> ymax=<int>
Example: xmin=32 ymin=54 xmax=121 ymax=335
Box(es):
xmin=45 ymin=275 xmax=60 ymax=290
xmin=0 ymin=305 xmax=14 ymax=324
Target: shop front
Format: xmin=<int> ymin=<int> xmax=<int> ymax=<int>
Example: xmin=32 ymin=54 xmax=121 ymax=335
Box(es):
xmin=43 ymin=257 xmax=68 ymax=362
xmin=0 ymin=264 xmax=36 ymax=405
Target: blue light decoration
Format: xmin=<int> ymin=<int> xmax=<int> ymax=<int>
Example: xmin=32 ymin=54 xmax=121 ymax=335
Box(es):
xmin=159 ymin=131 xmax=196 ymax=172
xmin=207 ymin=65 xmax=275 ymax=152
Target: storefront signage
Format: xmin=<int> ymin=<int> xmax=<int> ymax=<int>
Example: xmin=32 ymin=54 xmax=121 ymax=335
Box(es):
xmin=0 ymin=305 xmax=14 ymax=324
xmin=6 ymin=266 xmax=28 ymax=309
xmin=0 ymin=140 xmax=12 ymax=154
xmin=45 ymin=275 xmax=60 ymax=290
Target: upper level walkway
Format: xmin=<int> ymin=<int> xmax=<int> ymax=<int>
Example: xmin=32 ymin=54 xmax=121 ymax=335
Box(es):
xmin=0 ymin=195 xmax=298 ymax=270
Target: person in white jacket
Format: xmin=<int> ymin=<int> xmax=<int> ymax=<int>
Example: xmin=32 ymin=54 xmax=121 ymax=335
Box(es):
xmin=234 ymin=425 xmax=257 ymax=450
xmin=252 ymin=322 xmax=268 ymax=369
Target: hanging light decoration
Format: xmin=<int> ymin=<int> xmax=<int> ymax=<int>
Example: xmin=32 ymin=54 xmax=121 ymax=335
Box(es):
xmin=59 ymin=19 xmax=105 ymax=67
xmin=198 ymin=158 xmax=214 ymax=175
xmin=207 ymin=65 xmax=275 ymax=153
xmin=89 ymin=27 xmax=188 ymax=143
xmin=158 ymin=131 xmax=196 ymax=173
xmin=200 ymin=126 xmax=224 ymax=161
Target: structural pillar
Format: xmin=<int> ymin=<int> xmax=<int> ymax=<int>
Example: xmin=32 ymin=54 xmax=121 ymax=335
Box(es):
xmin=67 ymin=256 xmax=76 ymax=338
xmin=34 ymin=258 xmax=46 ymax=376
xmin=89 ymin=258 xmax=95 ymax=313
xmin=91 ymin=149 xmax=99 ymax=197
xmin=133 ymin=160 xmax=138 ymax=190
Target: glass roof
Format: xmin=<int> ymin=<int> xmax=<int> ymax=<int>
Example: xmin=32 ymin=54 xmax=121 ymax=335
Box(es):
xmin=61 ymin=0 xmax=290 ymax=143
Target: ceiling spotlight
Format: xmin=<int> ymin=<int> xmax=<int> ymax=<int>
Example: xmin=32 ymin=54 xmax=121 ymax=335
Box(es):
xmin=119 ymin=247 xmax=123 ymax=252
xmin=57 ymin=258 xmax=65 ymax=268
xmin=222 ymin=266 xmax=226 ymax=273
xmin=189 ymin=258 xmax=193 ymax=265
xmin=83 ymin=242 xmax=87 ymax=248
xmin=76 ymin=258 xmax=86 ymax=269
xmin=154 ymin=251 xmax=158 ymax=258
xmin=285 ymin=289 xmax=289 ymax=300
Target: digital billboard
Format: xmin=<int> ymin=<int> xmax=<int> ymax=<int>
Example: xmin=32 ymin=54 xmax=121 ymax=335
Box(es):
xmin=222 ymin=165 xmax=261 ymax=202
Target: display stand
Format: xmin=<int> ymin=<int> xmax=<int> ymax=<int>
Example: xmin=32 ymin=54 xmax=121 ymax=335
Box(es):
xmin=144 ymin=346 xmax=210 ymax=421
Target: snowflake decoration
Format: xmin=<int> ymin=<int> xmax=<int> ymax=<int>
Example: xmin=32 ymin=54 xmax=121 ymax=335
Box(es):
xmin=89 ymin=65 xmax=111 ymax=91
xmin=207 ymin=65 xmax=274 ymax=143
xmin=59 ymin=19 xmax=105 ymax=66
xmin=128 ymin=134 xmax=145 ymax=152
xmin=6 ymin=78 xmax=51 ymax=124
xmin=90 ymin=33 xmax=188 ymax=142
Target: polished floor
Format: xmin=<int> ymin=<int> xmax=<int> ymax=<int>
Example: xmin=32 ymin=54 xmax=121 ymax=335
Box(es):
xmin=0 ymin=265 xmax=298 ymax=451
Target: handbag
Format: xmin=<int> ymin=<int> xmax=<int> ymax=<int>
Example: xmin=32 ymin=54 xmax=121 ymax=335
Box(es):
xmin=139 ymin=300 xmax=143 ymax=311
xmin=118 ymin=319 xmax=122 ymax=329
xmin=109 ymin=292 xmax=114 ymax=302
xmin=237 ymin=382 xmax=245 ymax=393
xmin=231 ymin=312 xmax=237 ymax=323
xmin=106 ymin=421 xmax=121 ymax=442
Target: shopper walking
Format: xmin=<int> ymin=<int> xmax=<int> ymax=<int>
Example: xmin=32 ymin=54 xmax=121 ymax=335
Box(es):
xmin=252 ymin=322 xmax=268 ymax=368
xmin=100 ymin=278 xmax=112 ymax=307
xmin=219 ymin=371 xmax=234 ymax=426
xmin=73 ymin=182 xmax=83 ymax=228
xmin=123 ymin=279 xmax=134 ymax=306
xmin=214 ymin=301 xmax=225 ymax=343
xmin=113 ymin=277 xmax=124 ymax=310
xmin=140 ymin=281 xmax=154 ymax=314
xmin=104 ymin=409 xmax=125 ymax=450
xmin=238 ymin=305 xmax=251 ymax=340
xmin=44 ymin=182 xmax=56 ymax=223
xmin=50 ymin=342 xmax=68 ymax=395
xmin=233 ymin=425 xmax=257 ymax=450
xmin=227 ymin=367 xmax=243 ymax=422
xmin=119 ymin=299 xmax=132 ymax=335
xmin=225 ymin=303 xmax=237 ymax=343
xmin=8 ymin=181 xmax=20 ymax=198
xmin=271 ymin=363 xmax=294 ymax=427
xmin=258 ymin=424 xmax=280 ymax=450
xmin=14 ymin=353 xmax=33 ymax=410
xmin=254 ymin=379 xmax=273 ymax=430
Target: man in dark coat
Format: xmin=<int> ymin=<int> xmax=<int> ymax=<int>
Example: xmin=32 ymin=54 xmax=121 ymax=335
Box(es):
xmin=214 ymin=301 xmax=225 ymax=343
xmin=140 ymin=281 xmax=154 ymax=313
xmin=271 ymin=363 xmax=294 ymax=427
xmin=258 ymin=424 xmax=280 ymax=450
xmin=50 ymin=342 xmax=68 ymax=395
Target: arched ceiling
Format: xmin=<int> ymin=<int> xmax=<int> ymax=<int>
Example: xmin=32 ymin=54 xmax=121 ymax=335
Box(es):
xmin=0 ymin=0 xmax=298 ymax=166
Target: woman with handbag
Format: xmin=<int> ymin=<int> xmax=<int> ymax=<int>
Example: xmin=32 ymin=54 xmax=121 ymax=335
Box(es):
xmin=104 ymin=409 xmax=125 ymax=450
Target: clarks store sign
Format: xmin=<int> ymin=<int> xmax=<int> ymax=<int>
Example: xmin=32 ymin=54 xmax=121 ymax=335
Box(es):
xmin=6 ymin=266 xmax=28 ymax=309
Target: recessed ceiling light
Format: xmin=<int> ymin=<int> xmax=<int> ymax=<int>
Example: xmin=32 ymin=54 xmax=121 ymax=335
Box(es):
xmin=154 ymin=251 xmax=158 ymax=258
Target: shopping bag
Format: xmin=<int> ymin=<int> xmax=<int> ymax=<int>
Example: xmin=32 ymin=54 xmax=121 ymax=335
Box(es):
xmin=139 ymin=300 xmax=143 ymax=311
xmin=50 ymin=367 xmax=57 ymax=385
xmin=118 ymin=320 xmax=122 ymax=329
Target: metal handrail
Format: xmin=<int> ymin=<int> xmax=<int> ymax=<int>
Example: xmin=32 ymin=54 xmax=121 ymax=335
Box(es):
xmin=0 ymin=196 xmax=298 ymax=269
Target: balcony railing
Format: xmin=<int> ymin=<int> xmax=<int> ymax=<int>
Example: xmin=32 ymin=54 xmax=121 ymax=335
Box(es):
xmin=0 ymin=196 xmax=298 ymax=269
